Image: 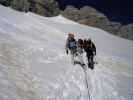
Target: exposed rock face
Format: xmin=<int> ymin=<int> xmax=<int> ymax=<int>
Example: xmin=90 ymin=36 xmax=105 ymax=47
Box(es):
xmin=61 ymin=6 xmax=80 ymax=21
xmin=118 ymin=24 xmax=133 ymax=40
xmin=11 ymin=0 xmax=30 ymax=12
xmin=62 ymin=6 xmax=133 ymax=40
xmin=0 ymin=0 xmax=11 ymax=6
xmin=0 ymin=0 xmax=60 ymax=16
xmin=29 ymin=0 xmax=60 ymax=16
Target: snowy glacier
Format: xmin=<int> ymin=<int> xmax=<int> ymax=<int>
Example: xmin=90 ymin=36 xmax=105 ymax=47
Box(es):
xmin=0 ymin=5 xmax=133 ymax=100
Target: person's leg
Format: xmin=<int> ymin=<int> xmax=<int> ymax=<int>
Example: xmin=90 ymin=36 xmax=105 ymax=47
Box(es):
xmin=71 ymin=54 xmax=74 ymax=64
xmin=70 ymin=50 xmax=75 ymax=65
xmin=79 ymin=53 xmax=85 ymax=66
xmin=89 ymin=55 xmax=94 ymax=69
xmin=74 ymin=48 xmax=78 ymax=57
xmin=87 ymin=54 xmax=91 ymax=68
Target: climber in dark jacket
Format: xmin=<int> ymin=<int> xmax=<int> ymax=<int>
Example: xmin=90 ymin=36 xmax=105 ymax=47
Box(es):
xmin=83 ymin=38 xmax=96 ymax=70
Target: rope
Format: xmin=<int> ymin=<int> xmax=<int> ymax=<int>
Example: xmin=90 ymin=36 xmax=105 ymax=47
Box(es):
xmin=83 ymin=66 xmax=92 ymax=100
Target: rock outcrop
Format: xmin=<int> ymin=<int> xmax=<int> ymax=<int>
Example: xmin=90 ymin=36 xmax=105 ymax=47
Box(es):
xmin=0 ymin=0 xmax=60 ymax=16
xmin=28 ymin=0 xmax=60 ymax=16
xmin=118 ymin=24 xmax=133 ymax=40
xmin=62 ymin=6 xmax=133 ymax=40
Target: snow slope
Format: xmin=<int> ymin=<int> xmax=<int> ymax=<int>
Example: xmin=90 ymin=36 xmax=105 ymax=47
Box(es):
xmin=0 ymin=5 xmax=133 ymax=100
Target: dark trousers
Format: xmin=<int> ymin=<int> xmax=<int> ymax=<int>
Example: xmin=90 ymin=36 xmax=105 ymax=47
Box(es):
xmin=87 ymin=54 xmax=94 ymax=70
xmin=70 ymin=48 xmax=77 ymax=64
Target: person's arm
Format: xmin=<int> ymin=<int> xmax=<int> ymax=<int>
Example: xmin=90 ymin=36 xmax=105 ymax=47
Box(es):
xmin=65 ymin=39 xmax=69 ymax=54
xmin=92 ymin=42 xmax=96 ymax=55
xmin=84 ymin=47 xmax=88 ymax=52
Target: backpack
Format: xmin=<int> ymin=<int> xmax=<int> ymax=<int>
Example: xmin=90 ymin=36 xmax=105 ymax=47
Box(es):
xmin=68 ymin=38 xmax=77 ymax=49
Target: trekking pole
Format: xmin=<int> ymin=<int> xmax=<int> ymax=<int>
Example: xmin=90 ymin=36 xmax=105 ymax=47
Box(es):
xmin=83 ymin=67 xmax=92 ymax=100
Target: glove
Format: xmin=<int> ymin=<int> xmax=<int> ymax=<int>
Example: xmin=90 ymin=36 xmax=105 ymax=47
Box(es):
xmin=66 ymin=49 xmax=68 ymax=54
xmin=93 ymin=52 xmax=96 ymax=56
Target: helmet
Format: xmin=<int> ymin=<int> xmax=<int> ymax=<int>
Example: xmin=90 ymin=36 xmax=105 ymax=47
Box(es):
xmin=88 ymin=38 xmax=91 ymax=41
xmin=78 ymin=38 xmax=83 ymax=43
xmin=88 ymin=38 xmax=91 ymax=42
xmin=87 ymin=38 xmax=92 ymax=44
xmin=68 ymin=33 xmax=75 ymax=38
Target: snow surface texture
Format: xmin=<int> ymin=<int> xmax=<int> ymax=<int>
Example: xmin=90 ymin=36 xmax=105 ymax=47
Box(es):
xmin=0 ymin=5 xmax=133 ymax=100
